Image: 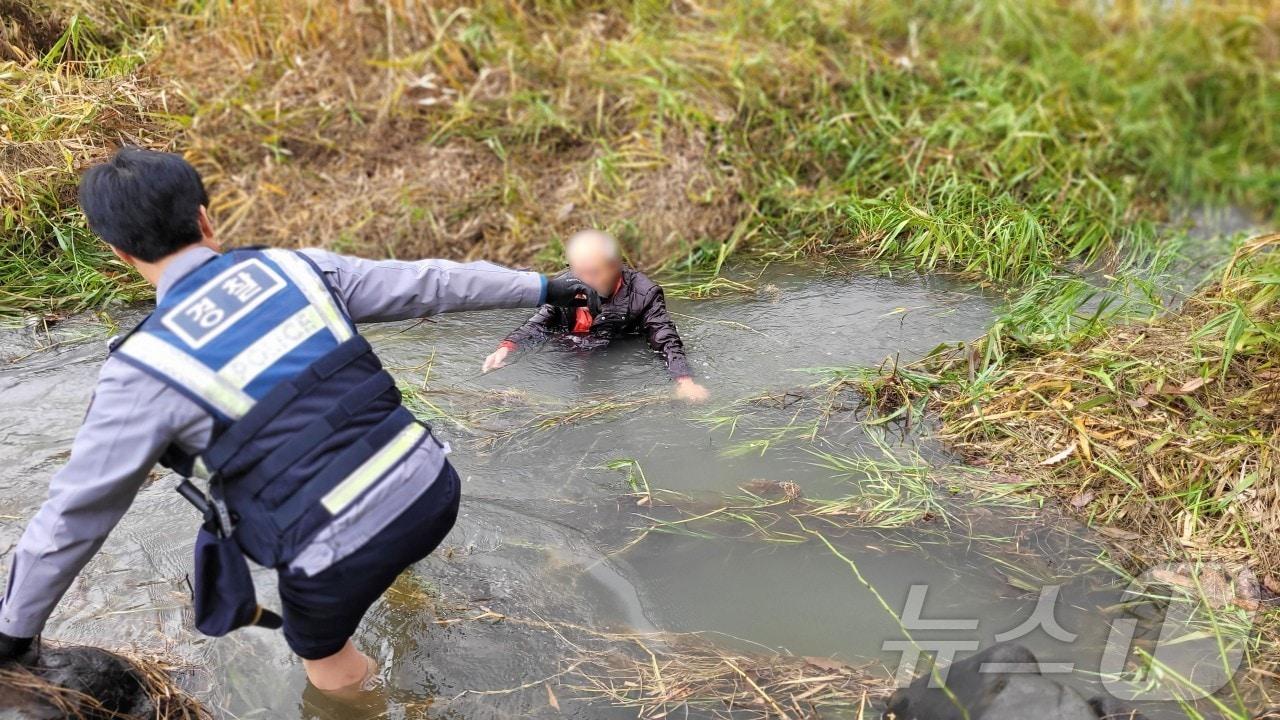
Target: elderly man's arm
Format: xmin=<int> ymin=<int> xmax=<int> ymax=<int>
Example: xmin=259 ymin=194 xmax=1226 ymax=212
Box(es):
xmin=482 ymin=305 xmax=568 ymax=372
xmin=639 ymin=286 xmax=709 ymax=402
xmin=503 ymin=305 xmax=568 ymax=349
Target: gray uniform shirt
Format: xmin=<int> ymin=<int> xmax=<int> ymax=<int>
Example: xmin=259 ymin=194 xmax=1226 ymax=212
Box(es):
xmin=0 ymin=246 xmax=543 ymax=639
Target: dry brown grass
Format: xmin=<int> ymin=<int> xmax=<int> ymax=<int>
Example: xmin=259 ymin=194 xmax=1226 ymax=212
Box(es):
xmin=448 ymin=607 xmax=891 ymax=719
xmin=5 ymin=0 xmax=1279 ymax=316
xmin=0 ymin=0 xmax=63 ymax=62
xmin=151 ymin=1 xmax=744 ymax=267
xmin=563 ymin=631 xmax=887 ymax=720
xmin=0 ymin=42 xmax=167 ymax=209
xmin=2 ymin=0 xmax=746 ymax=294
xmin=191 ymin=128 xmax=740 ymax=266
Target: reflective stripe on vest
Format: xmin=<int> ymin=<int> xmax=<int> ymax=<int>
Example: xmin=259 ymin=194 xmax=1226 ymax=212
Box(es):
xmin=114 ymin=249 xmax=419 ymax=526
xmin=219 ymin=305 xmax=327 ymax=389
xmin=262 ymin=248 xmax=353 ymax=343
xmin=321 ymin=422 xmax=425 ymax=514
xmin=116 ymin=332 xmax=254 ymax=419
xmin=117 ymin=249 xmax=353 ymax=415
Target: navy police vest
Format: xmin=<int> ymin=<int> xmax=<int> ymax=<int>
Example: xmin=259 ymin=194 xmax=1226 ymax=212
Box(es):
xmin=112 ymin=248 xmax=428 ymax=568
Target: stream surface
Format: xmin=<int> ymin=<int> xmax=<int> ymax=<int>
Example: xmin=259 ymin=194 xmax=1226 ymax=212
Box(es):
xmin=0 ymin=264 xmax=1225 ymax=719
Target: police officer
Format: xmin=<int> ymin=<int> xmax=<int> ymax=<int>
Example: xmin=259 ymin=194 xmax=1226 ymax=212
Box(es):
xmin=0 ymin=147 xmax=596 ymax=692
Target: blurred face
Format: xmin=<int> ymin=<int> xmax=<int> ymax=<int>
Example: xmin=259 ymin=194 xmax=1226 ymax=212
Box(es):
xmin=567 ymin=240 xmax=622 ymax=297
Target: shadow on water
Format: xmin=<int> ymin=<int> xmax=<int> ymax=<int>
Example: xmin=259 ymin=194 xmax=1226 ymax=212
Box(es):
xmin=0 ymin=263 xmax=1256 ymax=718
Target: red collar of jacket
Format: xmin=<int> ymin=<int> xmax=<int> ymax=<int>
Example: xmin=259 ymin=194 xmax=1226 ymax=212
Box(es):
xmin=572 ymin=273 xmax=625 ymax=334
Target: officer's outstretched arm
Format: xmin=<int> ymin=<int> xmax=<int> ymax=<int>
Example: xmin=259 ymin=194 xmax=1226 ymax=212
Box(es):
xmin=0 ymin=359 xmax=174 ymax=640
xmin=298 ymin=249 xmax=547 ymax=323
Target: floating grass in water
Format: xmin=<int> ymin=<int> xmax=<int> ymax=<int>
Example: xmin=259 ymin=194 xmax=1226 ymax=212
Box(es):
xmin=662 ymin=275 xmax=758 ymax=301
xmin=614 ymin=445 xmax=956 ymax=546
xmin=400 ymin=381 xmax=667 ymax=449
xmin=445 ymin=605 xmax=892 ymax=719
xmin=561 ymin=630 xmax=888 ymax=720
xmin=601 ymin=457 xmax=652 ymax=506
xmin=699 ymin=364 xmax=947 ymax=458
xmin=479 ymin=392 xmax=666 ymax=448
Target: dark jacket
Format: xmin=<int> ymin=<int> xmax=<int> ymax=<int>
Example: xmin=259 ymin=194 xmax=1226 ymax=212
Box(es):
xmin=501 ymin=267 xmax=692 ymax=379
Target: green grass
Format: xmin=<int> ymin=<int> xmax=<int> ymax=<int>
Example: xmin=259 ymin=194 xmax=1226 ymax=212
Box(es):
xmin=0 ymin=5 xmax=161 ymax=316
xmin=0 ymin=191 xmax=148 ymax=317
xmin=863 ymin=236 xmax=1280 ymax=605
xmin=3 ymin=0 xmax=1278 ymax=317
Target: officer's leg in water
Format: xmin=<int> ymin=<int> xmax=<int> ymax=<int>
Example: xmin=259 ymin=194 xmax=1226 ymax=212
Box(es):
xmin=277 ymin=462 xmax=462 ymax=692
xmin=303 ymin=639 xmax=378 ymax=692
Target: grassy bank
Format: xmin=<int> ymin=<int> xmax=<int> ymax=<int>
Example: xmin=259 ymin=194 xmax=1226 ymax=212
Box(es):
xmin=3 ymin=0 xmax=1277 ymax=317
xmin=853 ymin=235 xmax=1277 ymax=597
xmin=852 ymin=232 xmax=1280 ymax=707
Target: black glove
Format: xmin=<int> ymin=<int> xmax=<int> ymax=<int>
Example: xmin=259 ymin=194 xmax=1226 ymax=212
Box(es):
xmin=0 ymin=631 xmax=35 ymax=664
xmin=544 ymin=275 xmax=602 ymax=315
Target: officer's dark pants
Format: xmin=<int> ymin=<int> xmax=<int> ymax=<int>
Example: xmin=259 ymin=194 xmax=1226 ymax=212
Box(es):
xmin=276 ymin=461 xmax=461 ymax=659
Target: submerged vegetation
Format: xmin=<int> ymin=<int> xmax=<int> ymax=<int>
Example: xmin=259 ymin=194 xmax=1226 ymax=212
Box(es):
xmin=440 ymin=602 xmax=892 ymax=718
xmin=3 ymin=0 xmax=1278 ymax=316
xmin=560 ymin=627 xmax=890 ymax=718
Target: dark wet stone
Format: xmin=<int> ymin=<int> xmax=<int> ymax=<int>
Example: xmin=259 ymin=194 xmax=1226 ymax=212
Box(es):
xmin=883 ymin=642 xmax=1146 ymax=720
xmin=0 ymin=646 xmax=155 ymax=720
xmin=1087 ymin=695 xmax=1150 ymax=719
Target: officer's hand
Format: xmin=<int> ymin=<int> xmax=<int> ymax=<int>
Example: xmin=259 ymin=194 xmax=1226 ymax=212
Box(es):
xmin=0 ymin=632 xmax=36 ymax=664
xmin=545 ymin=276 xmax=601 ymax=314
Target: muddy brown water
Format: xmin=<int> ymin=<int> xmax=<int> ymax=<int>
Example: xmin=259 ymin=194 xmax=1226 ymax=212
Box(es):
xmin=0 ymin=265 xmax=1237 ymax=719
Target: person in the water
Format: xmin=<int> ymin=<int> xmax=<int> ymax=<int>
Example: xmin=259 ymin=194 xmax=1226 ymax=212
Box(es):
xmin=482 ymin=229 xmax=710 ymax=402
xmin=0 ymin=147 xmax=596 ymax=693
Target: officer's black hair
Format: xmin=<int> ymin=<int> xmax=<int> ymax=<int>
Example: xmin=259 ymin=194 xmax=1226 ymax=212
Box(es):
xmin=78 ymin=146 xmax=210 ymax=262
